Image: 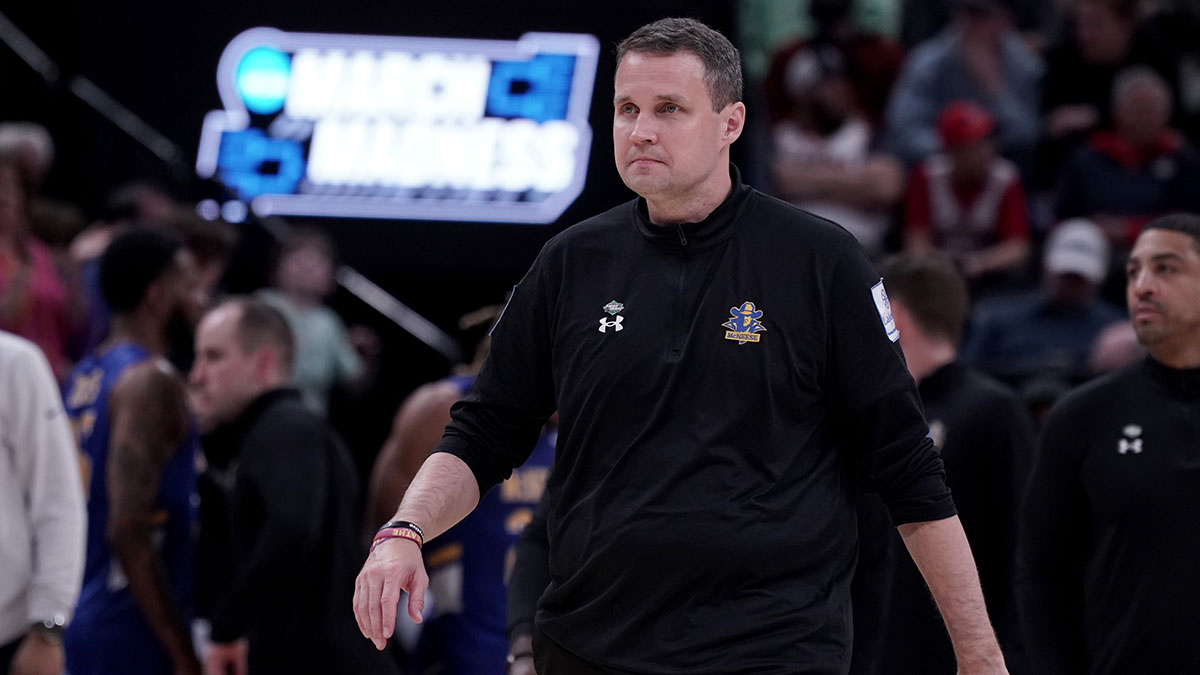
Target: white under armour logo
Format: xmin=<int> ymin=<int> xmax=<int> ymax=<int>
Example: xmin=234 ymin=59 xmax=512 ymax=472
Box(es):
xmin=1118 ymin=424 xmax=1143 ymax=454
xmin=1118 ymin=438 xmax=1143 ymax=454
xmin=598 ymin=316 xmax=624 ymax=333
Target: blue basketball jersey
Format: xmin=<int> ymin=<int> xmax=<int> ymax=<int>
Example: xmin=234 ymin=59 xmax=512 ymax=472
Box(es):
xmin=61 ymin=343 xmax=198 ymax=675
xmin=417 ymin=375 xmax=556 ymax=675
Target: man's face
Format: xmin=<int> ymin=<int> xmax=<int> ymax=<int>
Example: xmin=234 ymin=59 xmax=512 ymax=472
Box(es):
xmin=612 ymin=51 xmax=742 ymax=209
xmin=1114 ymin=81 xmax=1170 ymax=147
xmin=1075 ymin=2 xmax=1133 ymax=65
xmin=166 ymin=249 xmax=208 ymax=329
xmin=189 ymin=305 xmax=264 ymax=431
xmin=957 ymin=7 xmax=1008 ymax=46
xmin=1126 ymin=229 xmax=1200 ymax=354
xmin=949 ymin=138 xmax=997 ymax=186
xmin=277 ymin=244 xmax=335 ymax=298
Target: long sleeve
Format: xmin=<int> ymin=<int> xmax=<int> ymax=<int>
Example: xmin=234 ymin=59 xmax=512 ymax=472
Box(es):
xmin=1016 ymin=400 xmax=1089 ymax=674
xmin=8 ymin=336 xmax=86 ymax=625
xmin=434 ymin=247 xmax=559 ymax=495
xmin=829 ymin=250 xmax=955 ymax=525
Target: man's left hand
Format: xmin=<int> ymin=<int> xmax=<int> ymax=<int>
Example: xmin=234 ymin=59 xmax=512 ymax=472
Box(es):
xmin=10 ymin=633 xmax=64 ymax=675
xmin=203 ymin=639 xmax=248 ymax=675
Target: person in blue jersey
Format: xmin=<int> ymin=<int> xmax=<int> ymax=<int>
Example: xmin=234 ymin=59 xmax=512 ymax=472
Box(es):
xmin=189 ymin=297 xmax=398 ymax=675
xmin=366 ymin=304 xmax=556 ymax=675
xmin=61 ymin=230 xmax=207 ymax=675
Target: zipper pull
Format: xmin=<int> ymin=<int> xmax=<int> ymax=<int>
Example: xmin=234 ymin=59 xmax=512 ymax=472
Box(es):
xmin=676 ymin=225 xmax=688 ymax=247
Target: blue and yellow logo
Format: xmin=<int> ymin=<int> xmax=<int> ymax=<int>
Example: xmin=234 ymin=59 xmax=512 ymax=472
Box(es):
xmin=723 ymin=301 xmax=767 ymax=344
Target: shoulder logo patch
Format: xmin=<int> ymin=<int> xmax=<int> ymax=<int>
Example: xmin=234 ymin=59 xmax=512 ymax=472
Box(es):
xmin=723 ymin=301 xmax=767 ymax=344
xmin=871 ymin=279 xmax=899 ymax=342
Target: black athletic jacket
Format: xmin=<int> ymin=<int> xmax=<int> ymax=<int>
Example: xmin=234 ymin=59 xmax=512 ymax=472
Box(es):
xmin=436 ymin=168 xmax=955 ymax=674
xmin=1018 ymin=357 xmax=1200 ymax=675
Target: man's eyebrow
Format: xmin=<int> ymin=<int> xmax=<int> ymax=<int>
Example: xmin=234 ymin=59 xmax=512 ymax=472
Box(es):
xmin=1128 ymin=251 xmax=1186 ymax=265
xmin=613 ymin=94 xmax=690 ymax=105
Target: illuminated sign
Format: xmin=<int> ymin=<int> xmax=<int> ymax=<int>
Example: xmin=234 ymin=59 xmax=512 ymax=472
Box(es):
xmin=197 ymin=28 xmax=600 ymax=223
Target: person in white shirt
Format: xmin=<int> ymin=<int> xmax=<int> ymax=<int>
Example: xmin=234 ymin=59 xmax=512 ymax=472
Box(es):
xmin=0 ymin=329 xmax=86 ymax=675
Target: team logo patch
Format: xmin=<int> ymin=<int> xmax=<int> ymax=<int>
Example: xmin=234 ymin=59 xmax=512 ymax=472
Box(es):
xmin=723 ymin=301 xmax=767 ymax=344
xmin=871 ymin=279 xmax=899 ymax=342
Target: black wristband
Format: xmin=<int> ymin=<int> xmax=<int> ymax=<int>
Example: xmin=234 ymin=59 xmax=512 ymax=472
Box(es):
xmin=379 ymin=520 xmax=424 ymax=540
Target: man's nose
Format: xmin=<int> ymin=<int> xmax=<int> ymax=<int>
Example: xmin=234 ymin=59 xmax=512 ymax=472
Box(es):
xmin=1128 ymin=269 xmax=1154 ymax=297
xmin=630 ymin=113 xmax=657 ymax=144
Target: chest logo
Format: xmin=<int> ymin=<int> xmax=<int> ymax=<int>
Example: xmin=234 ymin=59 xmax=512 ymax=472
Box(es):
xmin=723 ymin=301 xmax=767 ymax=344
xmin=599 ymin=299 xmax=625 ymax=333
xmin=1118 ymin=424 xmax=1143 ymax=455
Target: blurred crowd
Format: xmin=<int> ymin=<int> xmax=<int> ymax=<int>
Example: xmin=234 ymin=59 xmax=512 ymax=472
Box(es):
xmin=3 ymin=0 xmax=1200 ymax=673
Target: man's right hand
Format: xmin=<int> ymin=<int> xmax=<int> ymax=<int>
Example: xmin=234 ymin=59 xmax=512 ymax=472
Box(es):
xmin=353 ymin=537 xmax=428 ymax=649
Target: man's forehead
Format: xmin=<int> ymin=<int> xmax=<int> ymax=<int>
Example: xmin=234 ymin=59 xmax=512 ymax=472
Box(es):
xmin=1130 ymin=229 xmax=1200 ymax=261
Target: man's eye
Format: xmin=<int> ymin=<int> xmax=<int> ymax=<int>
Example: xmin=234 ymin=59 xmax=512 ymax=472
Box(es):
xmin=663 ymin=104 xmax=679 ymax=113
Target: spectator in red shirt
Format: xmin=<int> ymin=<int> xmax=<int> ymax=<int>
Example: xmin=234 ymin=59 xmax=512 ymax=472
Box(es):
xmin=905 ymin=100 xmax=1031 ymax=290
xmin=0 ymin=150 xmax=78 ymax=380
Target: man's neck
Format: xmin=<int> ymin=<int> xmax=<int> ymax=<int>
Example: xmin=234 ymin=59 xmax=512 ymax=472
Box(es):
xmin=905 ymin=335 xmax=958 ymax=384
xmin=1148 ymin=339 xmax=1200 ymax=370
xmin=106 ymin=314 xmax=167 ymax=356
xmin=645 ymin=168 xmax=732 ymax=225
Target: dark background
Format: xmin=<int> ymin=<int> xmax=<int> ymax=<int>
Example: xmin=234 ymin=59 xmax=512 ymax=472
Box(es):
xmin=0 ymin=1 xmax=738 ymax=455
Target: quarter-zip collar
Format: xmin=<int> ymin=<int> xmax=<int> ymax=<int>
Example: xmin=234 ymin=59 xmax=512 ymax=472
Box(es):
xmin=632 ymin=164 xmax=753 ymax=254
xmin=1143 ymin=355 xmax=1200 ymax=399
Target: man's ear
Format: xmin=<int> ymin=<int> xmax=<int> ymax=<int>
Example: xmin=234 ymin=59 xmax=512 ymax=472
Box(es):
xmin=253 ymin=347 xmax=278 ymax=383
xmin=721 ymin=101 xmax=746 ymax=146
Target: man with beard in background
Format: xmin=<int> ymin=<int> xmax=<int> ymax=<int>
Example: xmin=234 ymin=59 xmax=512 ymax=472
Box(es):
xmin=61 ymin=230 xmax=208 ymax=675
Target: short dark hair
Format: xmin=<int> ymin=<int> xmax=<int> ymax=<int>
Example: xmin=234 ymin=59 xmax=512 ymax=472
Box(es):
xmin=99 ymin=229 xmax=183 ymax=313
xmin=1141 ymin=212 xmax=1200 ymax=252
xmin=616 ymin=17 xmax=743 ymax=111
xmin=218 ymin=297 xmax=295 ymax=374
xmin=877 ymin=253 xmax=970 ymax=345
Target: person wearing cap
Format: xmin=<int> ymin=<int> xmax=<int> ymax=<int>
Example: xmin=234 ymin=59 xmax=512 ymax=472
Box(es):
xmin=964 ymin=218 xmax=1124 ymax=386
xmin=767 ymin=39 xmax=905 ymax=258
xmin=1018 ymin=212 xmax=1200 ymax=674
xmin=903 ymin=99 xmax=1031 ymax=289
xmin=883 ymin=0 xmax=1042 ymax=171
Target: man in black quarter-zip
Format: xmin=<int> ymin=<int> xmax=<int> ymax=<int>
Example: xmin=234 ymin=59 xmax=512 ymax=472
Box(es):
xmin=356 ymin=17 xmax=1008 ymax=675
xmin=1018 ymin=213 xmax=1200 ymax=675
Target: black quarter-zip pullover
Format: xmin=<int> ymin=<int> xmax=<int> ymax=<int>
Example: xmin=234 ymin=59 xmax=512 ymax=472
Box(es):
xmin=436 ymin=167 xmax=955 ymax=674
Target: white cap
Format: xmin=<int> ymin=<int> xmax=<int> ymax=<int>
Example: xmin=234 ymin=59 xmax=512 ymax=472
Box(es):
xmin=1044 ymin=218 xmax=1110 ymax=284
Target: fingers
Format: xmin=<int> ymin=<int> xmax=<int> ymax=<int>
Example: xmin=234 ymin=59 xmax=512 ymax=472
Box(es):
xmin=353 ymin=572 xmax=368 ymax=638
xmin=408 ymin=565 xmax=429 ymax=624
xmin=380 ymin=575 xmax=400 ymax=639
xmin=367 ymin=574 xmax=384 ymax=648
xmin=353 ymin=541 xmax=427 ymax=649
